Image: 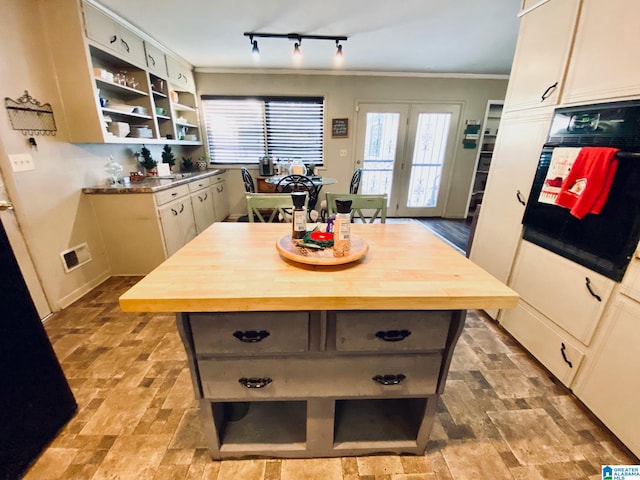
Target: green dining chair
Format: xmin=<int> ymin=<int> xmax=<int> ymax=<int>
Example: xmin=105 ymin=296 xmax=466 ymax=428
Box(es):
xmin=245 ymin=193 xmax=308 ymax=223
xmin=326 ymin=193 xmax=388 ymax=223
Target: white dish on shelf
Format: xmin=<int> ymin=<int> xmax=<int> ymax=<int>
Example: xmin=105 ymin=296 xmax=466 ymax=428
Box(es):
xmin=108 ymin=104 xmax=135 ymax=113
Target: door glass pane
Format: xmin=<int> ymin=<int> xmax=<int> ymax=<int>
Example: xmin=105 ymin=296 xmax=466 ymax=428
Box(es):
xmin=407 ymin=113 xmax=452 ymax=207
xmin=361 ymin=113 xmax=400 ymax=197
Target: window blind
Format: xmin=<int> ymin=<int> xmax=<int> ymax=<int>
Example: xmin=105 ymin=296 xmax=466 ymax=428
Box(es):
xmin=201 ymin=96 xmax=324 ymax=165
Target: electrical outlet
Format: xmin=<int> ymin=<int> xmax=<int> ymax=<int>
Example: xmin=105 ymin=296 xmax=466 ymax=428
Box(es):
xmin=339 ymin=149 xmax=347 ymax=157
xmin=9 ymin=154 xmax=35 ymax=172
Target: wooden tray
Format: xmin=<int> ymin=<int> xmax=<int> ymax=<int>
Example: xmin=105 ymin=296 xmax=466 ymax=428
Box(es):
xmin=276 ymin=234 xmax=369 ymax=266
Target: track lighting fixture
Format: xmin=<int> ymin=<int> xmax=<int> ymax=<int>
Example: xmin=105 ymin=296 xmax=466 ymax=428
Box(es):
xmin=244 ymin=32 xmax=348 ymax=63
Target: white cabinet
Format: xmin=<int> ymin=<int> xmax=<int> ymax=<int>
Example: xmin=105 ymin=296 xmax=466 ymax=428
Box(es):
xmin=143 ymin=40 xmax=168 ymax=78
xmin=158 ymin=195 xmax=196 ymax=257
xmin=189 ymin=178 xmax=215 ymax=234
xmin=467 ymin=101 xmax=503 ymax=218
xmin=166 ymin=54 xmax=196 ymax=92
xmin=85 ymin=173 xmax=226 ymax=275
xmin=509 ymin=241 xmax=614 ymax=345
xmin=562 ymin=0 xmax=640 ymax=105
xmin=503 ymin=0 xmax=581 ymax=112
xmin=210 ymin=174 xmax=230 ymax=222
xmin=43 ymin=0 xmax=202 ymax=146
xmin=469 ymin=109 xmax=552 ymax=298
xmin=83 ymin=2 xmax=146 ymax=67
xmin=501 ymin=301 xmax=585 ymax=387
xmin=573 ymin=295 xmax=640 ymax=457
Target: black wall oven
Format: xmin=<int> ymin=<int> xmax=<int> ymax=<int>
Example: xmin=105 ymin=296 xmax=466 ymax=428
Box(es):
xmin=522 ymin=100 xmax=640 ymax=281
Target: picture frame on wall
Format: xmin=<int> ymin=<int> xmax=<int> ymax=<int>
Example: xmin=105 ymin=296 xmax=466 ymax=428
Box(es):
xmin=331 ymin=118 xmax=349 ymax=138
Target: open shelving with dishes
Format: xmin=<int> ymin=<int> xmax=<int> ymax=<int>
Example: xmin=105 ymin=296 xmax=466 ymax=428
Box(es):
xmin=43 ymin=0 xmax=203 ymax=146
xmin=467 ymin=100 xmax=504 ymax=217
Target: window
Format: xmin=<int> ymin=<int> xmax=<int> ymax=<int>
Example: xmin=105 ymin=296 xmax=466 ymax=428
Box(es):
xmin=201 ymin=96 xmax=324 ymax=165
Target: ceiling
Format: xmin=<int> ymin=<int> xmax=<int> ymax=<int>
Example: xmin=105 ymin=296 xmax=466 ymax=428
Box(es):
xmin=96 ymin=0 xmax=522 ymax=76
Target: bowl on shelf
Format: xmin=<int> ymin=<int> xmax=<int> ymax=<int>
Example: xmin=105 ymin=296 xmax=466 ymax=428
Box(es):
xmin=108 ymin=103 xmax=135 ymax=113
xmin=184 ymin=134 xmax=197 ymax=141
xmin=155 ymin=107 xmax=166 ymax=116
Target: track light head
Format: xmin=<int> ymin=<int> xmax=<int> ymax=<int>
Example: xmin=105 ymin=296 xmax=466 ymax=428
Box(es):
xmin=335 ymin=41 xmax=343 ymax=65
xmin=293 ymin=42 xmax=302 ymax=62
xmin=251 ymin=40 xmax=260 ymax=59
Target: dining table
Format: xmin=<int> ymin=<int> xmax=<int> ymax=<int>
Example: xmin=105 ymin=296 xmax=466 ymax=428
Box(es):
xmin=119 ymin=222 xmax=518 ymax=460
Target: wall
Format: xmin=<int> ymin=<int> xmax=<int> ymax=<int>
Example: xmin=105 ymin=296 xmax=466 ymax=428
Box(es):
xmin=196 ymin=72 xmax=508 ymax=218
xmin=0 ymin=0 xmax=192 ymax=312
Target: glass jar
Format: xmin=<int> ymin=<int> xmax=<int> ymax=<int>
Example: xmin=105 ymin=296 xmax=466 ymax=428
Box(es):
xmin=290 ymin=158 xmax=305 ymax=175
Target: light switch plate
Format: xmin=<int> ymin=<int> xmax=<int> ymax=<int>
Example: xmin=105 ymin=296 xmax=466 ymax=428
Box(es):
xmin=9 ymin=154 xmax=35 ymax=172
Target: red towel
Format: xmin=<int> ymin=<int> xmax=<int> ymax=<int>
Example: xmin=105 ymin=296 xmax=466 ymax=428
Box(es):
xmin=555 ymin=147 xmax=619 ymax=219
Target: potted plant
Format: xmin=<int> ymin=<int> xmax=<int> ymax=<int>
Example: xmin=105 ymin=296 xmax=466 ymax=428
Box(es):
xmin=181 ymin=156 xmax=194 ymax=172
xmin=139 ymin=145 xmax=157 ymax=176
xmin=307 ymin=162 xmax=316 ymax=176
xmin=161 ymin=144 xmax=176 ymax=171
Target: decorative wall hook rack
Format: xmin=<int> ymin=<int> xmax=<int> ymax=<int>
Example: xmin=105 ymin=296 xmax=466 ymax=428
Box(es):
xmin=4 ymin=90 xmax=57 ymax=136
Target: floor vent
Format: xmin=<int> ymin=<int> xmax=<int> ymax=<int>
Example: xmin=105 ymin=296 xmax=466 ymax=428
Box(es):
xmin=60 ymin=243 xmax=91 ymax=273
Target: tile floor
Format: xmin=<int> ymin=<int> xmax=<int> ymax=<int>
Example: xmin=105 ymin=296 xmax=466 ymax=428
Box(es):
xmin=24 ymin=276 xmax=637 ymax=480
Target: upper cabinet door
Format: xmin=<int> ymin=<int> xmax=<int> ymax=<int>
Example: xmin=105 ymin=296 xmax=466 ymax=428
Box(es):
xmin=562 ymin=0 xmax=640 ymax=105
xmin=144 ymin=41 xmax=168 ymax=78
xmin=503 ymin=0 xmax=582 ymax=113
xmin=166 ymin=55 xmax=196 ymax=92
xmin=83 ymin=2 xmax=145 ymax=66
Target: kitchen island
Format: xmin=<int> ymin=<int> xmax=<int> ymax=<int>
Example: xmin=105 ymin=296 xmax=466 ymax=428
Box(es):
xmin=120 ymin=223 xmax=518 ymax=459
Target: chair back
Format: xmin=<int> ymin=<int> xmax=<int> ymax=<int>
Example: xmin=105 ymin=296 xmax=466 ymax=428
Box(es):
xmin=245 ymin=193 xmax=307 ymax=223
xmin=349 ymin=168 xmax=363 ymax=194
xmin=326 ymin=193 xmax=388 ymax=223
xmin=274 ymin=175 xmax=319 ymax=210
xmin=241 ymin=167 xmax=256 ymax=193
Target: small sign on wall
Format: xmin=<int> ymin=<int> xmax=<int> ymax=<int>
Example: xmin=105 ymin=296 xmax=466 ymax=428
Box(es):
xmin=331 ymin=118 xmax=349 ymax=138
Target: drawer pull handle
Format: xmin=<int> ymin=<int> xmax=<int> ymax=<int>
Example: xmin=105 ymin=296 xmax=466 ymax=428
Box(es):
xmin=233 ymin=330 xmax=270 ymax=343
xmin=239 ymin=377 xmax=272 ymax=389
xmin=375 ymin=329 xmax=411 ymax=342
xmin=560 ymin=343 xmax=573 ymax=368
xmin=516 ymin=190 xmax=526 ymax=206
xmin=373 ymin=374 xmax=406 ymax=385
xmin=585 ymin=277 xmax=602 ymax=302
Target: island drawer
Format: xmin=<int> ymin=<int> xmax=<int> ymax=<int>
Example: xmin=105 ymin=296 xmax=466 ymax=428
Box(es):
xmin=155 ymin=184 xmax=190 ymax=206
xmin=334 ymin=311 xmax=451 ymax=352
xmin=199 ymin=354 xmax=442 ymax=400
xmin=189 ymin=312 xmax=309 ymax=354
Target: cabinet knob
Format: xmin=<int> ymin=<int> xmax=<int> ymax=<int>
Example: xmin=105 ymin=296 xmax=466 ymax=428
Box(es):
xmin=375 ymin=329 xmax=411 ymax=342
xmin=373 ymin=374 xmax=406 ymax=386
xmin=239 ymin=377 xmax=272 ymax=389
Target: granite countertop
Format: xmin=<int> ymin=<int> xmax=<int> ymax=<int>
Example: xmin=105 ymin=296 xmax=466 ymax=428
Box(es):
xmin=82 ymin=169 xmax=226 ymax=194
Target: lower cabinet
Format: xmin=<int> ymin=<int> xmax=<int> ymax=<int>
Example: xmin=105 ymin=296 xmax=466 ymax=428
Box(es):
xmin=500 ymin=241 xmax=614 ymax=388
xmin=572 ymin=296 xmax=640 ymax=457
xmin=210 ymin=174 xmax=230 ymax=222
xmin=157 ymin=194 xmax=196 ymax=257
xmin=177 ymin=309 xmax=465 ymax=459
xmin=86 ymin=173 xmax=227 ymax=275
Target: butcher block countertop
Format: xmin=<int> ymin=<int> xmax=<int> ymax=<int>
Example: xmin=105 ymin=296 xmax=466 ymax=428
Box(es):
xmin=119 ymin=223 xmax=519 ymax=313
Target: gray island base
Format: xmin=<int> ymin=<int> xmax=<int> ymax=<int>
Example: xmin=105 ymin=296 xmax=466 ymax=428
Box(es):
xmin=176 ymin=309 xmax=466 ymax=459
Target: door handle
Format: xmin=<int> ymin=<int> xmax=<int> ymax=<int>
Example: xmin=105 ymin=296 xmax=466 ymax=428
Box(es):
xmin=0 ymin=200 xmax=14 ymax=211
xmin=585 ymin=277 xmax=602 ymax=302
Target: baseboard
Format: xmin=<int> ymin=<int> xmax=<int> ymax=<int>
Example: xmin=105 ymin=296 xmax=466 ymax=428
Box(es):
xmin=55 ymin=271 xmax=111 ymax=310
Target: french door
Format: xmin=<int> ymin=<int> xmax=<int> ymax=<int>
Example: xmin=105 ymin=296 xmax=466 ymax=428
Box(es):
xmin=355 ymin=102 xmax=461 ymax=217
